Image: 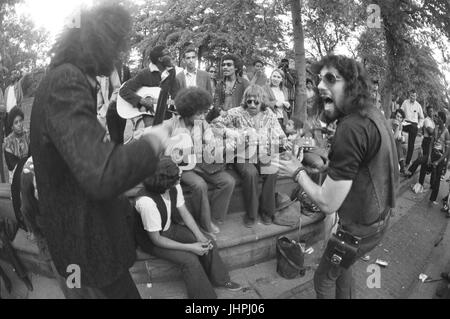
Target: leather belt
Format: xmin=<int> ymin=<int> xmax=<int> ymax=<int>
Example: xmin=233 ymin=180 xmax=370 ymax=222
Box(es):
xmin=339 ymin=209 xmax=391 ymax=240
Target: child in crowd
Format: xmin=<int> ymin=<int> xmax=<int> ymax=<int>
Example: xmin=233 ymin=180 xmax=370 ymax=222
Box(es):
xmin=134 ymin=157 xmax=241 ymax=299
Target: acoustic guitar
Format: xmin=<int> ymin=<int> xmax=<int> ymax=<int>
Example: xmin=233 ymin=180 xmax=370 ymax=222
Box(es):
xmin=116 ymin=85 xmax=161 ymax=119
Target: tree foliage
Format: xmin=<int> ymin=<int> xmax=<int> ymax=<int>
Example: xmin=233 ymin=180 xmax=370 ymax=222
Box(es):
xmin=302 ymin=0 xmax=362 ymax=59
xmin=0 ymin=0 xmax=50 ymax=89
xmin=131 ymin=0 xmax=289 ymax=68
xmin=356 ymin=0 xmax=450 ymax=114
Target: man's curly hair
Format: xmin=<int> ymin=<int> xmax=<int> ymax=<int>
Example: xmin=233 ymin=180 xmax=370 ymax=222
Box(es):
xmin=312 ymin=55 xmax=373 ymax=116
xmin=221 ymin=53 xmax=243 ymax=75
xmin=175 ymin=87 xmax=212 ymax=118
xmin=143 ymin=158 xmax=180 ymax=194
xmin=49 ymin=3 xmax=132 ymax=77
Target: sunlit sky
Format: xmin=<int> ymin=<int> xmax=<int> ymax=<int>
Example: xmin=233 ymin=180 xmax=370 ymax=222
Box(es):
xmin=17 ymin=0 xmax=94 ymax=44
xmin=15 ymin=0 xmax=450 ymax=85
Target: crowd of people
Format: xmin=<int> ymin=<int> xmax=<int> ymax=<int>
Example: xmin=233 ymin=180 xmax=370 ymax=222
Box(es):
xmin=0 ymin=2 xmax=449 ymax=300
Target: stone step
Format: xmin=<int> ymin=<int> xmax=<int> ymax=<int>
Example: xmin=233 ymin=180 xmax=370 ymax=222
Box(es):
xmin=135 ymin=240 xmax=325 ymax=299
xmin=130 ymin=211 xmax=325 ymax=284
xmin=125 ymin=169 xmax=300 ymax=215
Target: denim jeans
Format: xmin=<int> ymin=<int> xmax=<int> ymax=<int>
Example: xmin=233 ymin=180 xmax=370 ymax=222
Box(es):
xmin=233 ymin=163 xmax=277 ymax=222
xmin=314 ymin=218 xmax=389 ymax=299
xmin=402 ymin=122 xmax=418 ymax=166
xmin=148 ymin=224 xmax=230 ymax=299
xmin=181 ymin=169 xmax=235 ymax=230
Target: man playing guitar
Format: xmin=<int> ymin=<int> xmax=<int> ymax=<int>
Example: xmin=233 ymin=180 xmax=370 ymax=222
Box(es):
xmin=119 ymin=45 xmax=179 ymax=128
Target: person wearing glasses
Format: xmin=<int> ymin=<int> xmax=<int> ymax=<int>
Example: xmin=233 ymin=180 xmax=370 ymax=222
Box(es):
xmin=212 ymin=84 xmax=289 ymax=227
xmin=207 ymin=54 xmax=249 ymax=122
xmin=275 ymin=55 xmax=399 ymax=299
xmin=119 ymin=45 xmax=179 ymax=126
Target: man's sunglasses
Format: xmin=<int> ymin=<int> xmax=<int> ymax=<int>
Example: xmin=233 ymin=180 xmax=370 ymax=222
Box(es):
xmin=222 ymin=62 xmax=234 ymax=67
xmin=318 ymin=72 xmax=343 ymax=85
xmin=246 ymin=99 xmax=260 ymax=105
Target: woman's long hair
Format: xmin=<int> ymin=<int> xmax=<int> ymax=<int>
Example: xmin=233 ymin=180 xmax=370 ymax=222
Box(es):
xmin=312 ymin=55 xmax=373 ymax=117
xmin=49 ymin=4 xmax=131 ymax=77
xmin=269 ymin=69 xmax=285 ymax=90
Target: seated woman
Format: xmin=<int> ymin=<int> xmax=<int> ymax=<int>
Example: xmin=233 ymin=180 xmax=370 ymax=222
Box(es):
xmin=264 ymin=69 xmax=290 ymax=131
xmin=163 ymin=87 xmax=235 ymax=235
xmin=134 ymin=158 xmax=241 ymax=299
xmin=3 ymin=106 xmax=30 ymax=231
xmin=211 ymin=84 xmax=289 ymax=227
xmin=389 ymin=109 xmax=408 ymax=174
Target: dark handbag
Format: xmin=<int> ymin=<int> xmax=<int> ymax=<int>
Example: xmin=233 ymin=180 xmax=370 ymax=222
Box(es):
xmin=324 ymin=229 xmax=360 ymax=269
xmin=276 ymin=236 xmax=305 ymax=279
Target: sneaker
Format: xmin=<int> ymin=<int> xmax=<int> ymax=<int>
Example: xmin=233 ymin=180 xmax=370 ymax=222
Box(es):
xmin=260 ymin=215 xmax=273 ymax=225
xmin=222 ymin=281 xmax=242 ymax=292
xmin=243 ymin=216 xmax=256 ymax=228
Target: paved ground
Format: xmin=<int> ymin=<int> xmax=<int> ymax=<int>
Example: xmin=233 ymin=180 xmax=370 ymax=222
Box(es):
xmin=3 ymin=136 xmax=450 ymax=299
xmin=287 ymin=172 xmax=450 ymax=299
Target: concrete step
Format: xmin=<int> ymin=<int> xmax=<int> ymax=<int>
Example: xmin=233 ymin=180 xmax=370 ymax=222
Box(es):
xmin=135 ymin=239 xmax=325 ymax=299
xmin=130 ymin=211 xmax=325 ymax=284
xmin=125 ymin=170 xmax=300 ymax=215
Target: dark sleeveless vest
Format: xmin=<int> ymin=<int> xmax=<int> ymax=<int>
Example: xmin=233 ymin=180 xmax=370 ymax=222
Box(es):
xmin=338 ymin=107 xmax=399 ymax=226
xmin=134 ymin=187 xmax=178 ymax=253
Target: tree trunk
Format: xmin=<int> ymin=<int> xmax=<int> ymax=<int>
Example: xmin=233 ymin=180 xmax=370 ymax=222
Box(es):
xmin=290 ymin=0 xmax=307 ymax=128
xmin=382 ymin=12 xmax=396 ymax=119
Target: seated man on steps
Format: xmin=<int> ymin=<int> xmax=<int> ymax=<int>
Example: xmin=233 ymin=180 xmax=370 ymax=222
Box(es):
xmin=134 ymin=158 xmax=241 ymax=299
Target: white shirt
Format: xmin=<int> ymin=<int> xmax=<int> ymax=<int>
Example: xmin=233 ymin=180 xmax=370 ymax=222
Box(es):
xmin=6 ymin=85 xmax=17 ymax=113
xmin=135 ymin=184 xmax=185 ymax=232
xmin=184 ymin=69 xmax=197 ymax=88
xmin=423 ymin=116 xmax=435 ymax=138
xmin=401 ymin=99 xmax=424 ymax=128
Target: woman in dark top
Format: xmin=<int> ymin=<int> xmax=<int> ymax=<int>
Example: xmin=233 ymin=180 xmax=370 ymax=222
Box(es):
xmin=3 ymin=106 xmax=30 ymax=231
xmin=3 ymin=106 xmax=30 ymax=178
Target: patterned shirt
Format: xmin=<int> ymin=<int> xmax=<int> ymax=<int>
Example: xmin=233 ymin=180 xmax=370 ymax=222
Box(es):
xmin=211 ymin=106 xmax=288 ymax=148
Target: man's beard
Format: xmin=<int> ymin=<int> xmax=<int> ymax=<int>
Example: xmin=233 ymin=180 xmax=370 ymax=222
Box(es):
xmin=322 ymin=99 xmax=343 ymax=123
